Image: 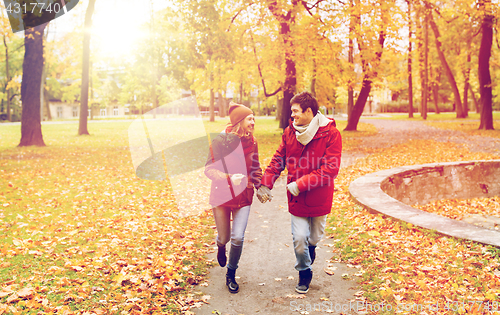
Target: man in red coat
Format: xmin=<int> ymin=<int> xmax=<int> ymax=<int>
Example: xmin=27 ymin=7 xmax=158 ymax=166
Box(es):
xmin=257 ymin=91 xmax=342 ymax=294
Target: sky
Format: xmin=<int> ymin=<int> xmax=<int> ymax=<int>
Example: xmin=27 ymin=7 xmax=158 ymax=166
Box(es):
xmin=47 ymin=0 xmax=171 ymax=59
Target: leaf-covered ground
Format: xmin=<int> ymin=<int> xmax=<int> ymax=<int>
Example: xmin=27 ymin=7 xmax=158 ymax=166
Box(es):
xmin=426 ymin=121 xmax=500 ymax=139
xmin=0 ymin=121 xmax=216 ymax=314
xmin=0 ymin=118 xmax=375 ymax=314
xmin=2 ymin=117 xmax=499 ymax=314
xmin=414 ymin=197 xmax=500 ymax=222
xmin=328 ymin=138 xmax=500 ymax=314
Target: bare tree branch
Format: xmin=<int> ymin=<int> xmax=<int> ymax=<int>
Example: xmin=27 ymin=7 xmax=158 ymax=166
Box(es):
xmin=432 ymin=6 xmax=461 ymax=24
xmin=300 ymin=0 xmax=326 ymax=24
xmin=249 ymin=32 xmax=281 ymax=97
xmin=227 ymin=3 xmax=255 ymax=32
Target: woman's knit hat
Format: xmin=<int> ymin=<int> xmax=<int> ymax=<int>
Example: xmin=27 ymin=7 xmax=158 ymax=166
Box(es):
xmin=228 ymin=102 xmax=253 ymax=126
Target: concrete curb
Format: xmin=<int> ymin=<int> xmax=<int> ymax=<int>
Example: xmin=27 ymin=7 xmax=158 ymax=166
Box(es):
xmin=349 ymin=160 xmax=500 ymax=247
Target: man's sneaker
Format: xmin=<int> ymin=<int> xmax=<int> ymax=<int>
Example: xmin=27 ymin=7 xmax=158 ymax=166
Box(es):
xmin=295 ymin=269 xmax=313 ymax=294
xmin=309 ymin=245 xmax=316 ymax=265
xmin=217 ymin=245 xmax=226 ymax=267
xmin=226 ymin=268 xmax=239 ymax=293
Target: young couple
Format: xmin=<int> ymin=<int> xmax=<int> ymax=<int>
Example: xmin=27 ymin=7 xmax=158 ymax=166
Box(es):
xmin=204 ymin=91 xmax=342 ymax=294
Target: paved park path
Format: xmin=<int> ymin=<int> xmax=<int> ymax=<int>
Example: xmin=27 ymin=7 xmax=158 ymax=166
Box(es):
xmin=357 ymin=119 xmax=500 ymax=155
xmin=192 ymin=118 xmax=500 ymax=315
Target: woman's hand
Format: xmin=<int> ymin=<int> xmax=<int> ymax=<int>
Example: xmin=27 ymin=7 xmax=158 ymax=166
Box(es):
xmin=230 ymin=174 xmax=246 ymax=186
xmin=257 ymin=186 xmax=273 ymax=203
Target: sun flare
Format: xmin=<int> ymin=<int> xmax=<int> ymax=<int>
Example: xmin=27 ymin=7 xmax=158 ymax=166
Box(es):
xmin=91 ymin=0 xmax=151 ymax=58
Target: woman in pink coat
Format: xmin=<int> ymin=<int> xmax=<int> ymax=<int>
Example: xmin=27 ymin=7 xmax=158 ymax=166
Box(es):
xmin=205 ymin=102 xmax=262 ymax=293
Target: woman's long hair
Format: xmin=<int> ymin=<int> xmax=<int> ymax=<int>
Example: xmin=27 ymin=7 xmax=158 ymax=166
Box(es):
xmin=230 ymin=119 xmax=253 ymax=139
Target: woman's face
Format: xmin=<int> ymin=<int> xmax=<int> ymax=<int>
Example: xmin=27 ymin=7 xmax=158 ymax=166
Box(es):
xmin=241 ymin=114 xmax=255 ymax=134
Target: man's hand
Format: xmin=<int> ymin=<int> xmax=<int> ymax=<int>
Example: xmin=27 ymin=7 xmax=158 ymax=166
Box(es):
xmin=287 ymin=182 xmax=300 ymax=197
xmin=230 ymin=174 xmax=246 ymax=186
xmin=257 ymin=186 xmax=273 ymax=203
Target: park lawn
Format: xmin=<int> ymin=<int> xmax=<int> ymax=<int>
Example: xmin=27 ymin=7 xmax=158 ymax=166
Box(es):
xmin=0 ymin=117 xmax=375 ymax=313
xmin=425 ymin=120 xmax=500 ymax=139
xmin=328 ymin=139 xmax=500 ymax=314
xmin=0 ymin=120 xmax=216 ymax=313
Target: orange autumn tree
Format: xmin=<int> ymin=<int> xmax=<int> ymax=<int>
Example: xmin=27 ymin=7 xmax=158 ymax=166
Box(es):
xmin=345 ymin=0 xmax=402 ymax=130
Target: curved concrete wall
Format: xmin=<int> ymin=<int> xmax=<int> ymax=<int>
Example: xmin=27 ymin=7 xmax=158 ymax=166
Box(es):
xmin=381 ymin=160 xmax=500 ymax=205
xmin=349 ymin=160 xmax=500 ymax=247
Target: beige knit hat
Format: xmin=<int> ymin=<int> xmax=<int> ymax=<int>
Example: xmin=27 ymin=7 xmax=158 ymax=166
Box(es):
xmin=228 ymin=102 xmax=253 ymax=126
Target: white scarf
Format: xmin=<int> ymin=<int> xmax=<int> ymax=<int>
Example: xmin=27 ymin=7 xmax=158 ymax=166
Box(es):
xmin=293 ymin=112 xmax=330 ymax=145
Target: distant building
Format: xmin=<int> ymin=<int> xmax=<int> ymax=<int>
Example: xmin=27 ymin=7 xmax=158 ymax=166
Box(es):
xmin=44 ymin=101 xmax=126 ymax=120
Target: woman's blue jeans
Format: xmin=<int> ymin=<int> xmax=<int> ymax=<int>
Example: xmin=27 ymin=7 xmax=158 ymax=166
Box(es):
xmin=212 ymin=205 xmax=251 ymax=270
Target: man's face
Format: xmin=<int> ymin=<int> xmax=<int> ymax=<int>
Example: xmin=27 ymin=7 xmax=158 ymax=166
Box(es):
xmin=241 ymin=114 xmax=255 ymax=134
xmin=291 ymin=104 xmax=314 ymax=126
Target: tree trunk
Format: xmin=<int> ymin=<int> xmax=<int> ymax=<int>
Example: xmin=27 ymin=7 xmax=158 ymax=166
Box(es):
xmin=209 ymin=87 xmax=215 ymax=122
xmin=280 ymin=62 xmax=295 ymax=129
xmin=347 ymin=0 xmax=356 ymax=119
xmin=432 ymin=88 xmax=440 ymax=114
xmin=219 ymin=93 xmax=226 ymax=118
xmin=150 ymin=0 xmax=157 ymax=119
xmin=279 ymin=27 xmax=296 ymax=130
xmin=345 ymin=78 xmax=372 ymax=130
xmin=19 ymin=24 xmax=47 ymax=147
xmin=407 ymin=0 xmax=413 ymax=118
xmin=268 ymin=1 xmax=297 ymax=130
xmin=431 ymin=69 xmax=440 ymax=114
xmin=463 ymin=50 xmax=471 ymax=118
xmin=90 ymin=60 xmax=94 ymax=120
xmin=421 ymin=5 xmax=428 ymax=120
xmin=40 ymin=24 xmax=49 ymax=122
xmin=45 ymin=90 xmax=51 ymax=120
xmin=478 ymin=1 xmax=494 ymax=130
xmin=40 ymin=58 xmax=46 ymax=120
xmin=276 ymin=98 xmax=282 ymax=121
xmin=416 ymin=4 xmax=423 ymax=114
xmin=311 ymin=47 xmax=316 ymax=97
xmin=469 ymin=85 xmax=479 ymax=113
xmin=428 ymin=9 xmax=464 ymax=118
xmin=345 ymin=31 xmax=386 ymax=131
xmin=3 ymin=35 xmax=11 ymax=122
xmin=432 ymin=86 xmax=440 ymax=114
xmin=78 ymin=0 xmax=96 ymax=135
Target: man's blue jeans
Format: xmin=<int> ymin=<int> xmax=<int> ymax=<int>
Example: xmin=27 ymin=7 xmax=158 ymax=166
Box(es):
xmin=291 ymin=214 xmax=327 ymax=271
xmin=213 ymin=205 xmax=251 ymax=270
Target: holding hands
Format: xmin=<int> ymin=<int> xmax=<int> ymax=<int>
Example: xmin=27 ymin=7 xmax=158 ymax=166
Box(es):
xmin=257 ymin=186 xmax=273 ymax=203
